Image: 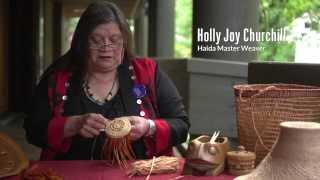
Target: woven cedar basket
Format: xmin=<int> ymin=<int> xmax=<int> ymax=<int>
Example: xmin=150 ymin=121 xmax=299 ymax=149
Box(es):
xmin=234 ymin=84 xmax=320 ymax=165
xmin=227 ymin=146 xmax=256 ymax=176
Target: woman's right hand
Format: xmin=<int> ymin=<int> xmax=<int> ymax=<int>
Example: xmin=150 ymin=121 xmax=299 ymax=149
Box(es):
xmin=64 ymin=113 xmax=109 ymax=138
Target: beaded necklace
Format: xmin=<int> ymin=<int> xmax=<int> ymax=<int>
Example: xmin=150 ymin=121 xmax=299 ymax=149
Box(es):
xmin=83 ymin=76 xmax=117 ymax=105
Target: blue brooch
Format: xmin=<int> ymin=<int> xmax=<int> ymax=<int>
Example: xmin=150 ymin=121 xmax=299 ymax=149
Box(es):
xmin=133 ymin=84 xmax=146 ymax=98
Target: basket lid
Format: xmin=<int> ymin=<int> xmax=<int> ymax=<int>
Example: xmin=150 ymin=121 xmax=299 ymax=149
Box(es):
xmin=227 ymin=146 xmax=256 ymax=160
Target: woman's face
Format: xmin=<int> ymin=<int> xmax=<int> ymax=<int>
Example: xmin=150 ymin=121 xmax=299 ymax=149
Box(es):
xmin=87 ymin=22 xmax=124 ymax=73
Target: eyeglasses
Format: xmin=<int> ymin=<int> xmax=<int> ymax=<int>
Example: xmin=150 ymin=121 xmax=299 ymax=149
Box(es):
xmin=88 ymin=35 xmax=124 ymax=50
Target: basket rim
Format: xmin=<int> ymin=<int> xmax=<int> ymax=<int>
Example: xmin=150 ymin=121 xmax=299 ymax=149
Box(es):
xmin=234 ymin=83 xmax=320 ymax=98
xmin=234 ymin=83 xmax=320 ymax=89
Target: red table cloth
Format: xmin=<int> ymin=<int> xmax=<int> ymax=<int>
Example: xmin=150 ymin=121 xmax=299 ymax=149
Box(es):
xmin=3 ymin=160 xmax=235 ymax=180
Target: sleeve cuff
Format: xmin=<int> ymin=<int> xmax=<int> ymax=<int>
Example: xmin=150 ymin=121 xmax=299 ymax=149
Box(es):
xmin=154 ymin=119 xmax=171 ymax=154
xmin=47 ymin=116 xmax=71 ymax=153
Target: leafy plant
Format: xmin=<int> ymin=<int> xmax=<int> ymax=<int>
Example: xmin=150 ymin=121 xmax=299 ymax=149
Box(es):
xmin=174 ymin=0 xmax=192 ymax=58
xmin=258 ymin=0 xmax=320 ymax=61
xmin=174 ymin=0 xmax=320 ymax=61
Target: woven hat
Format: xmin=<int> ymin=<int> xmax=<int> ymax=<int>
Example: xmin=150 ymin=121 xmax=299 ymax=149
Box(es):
xmin=103 ymin=117 xmax=135 ymax=168
xmin=236 ymin=121 xmax=320 ymax=180
xmin=0 ymin=133 xmax=29 ymax=178
xmin=105 ymin=117 xmax=131 ymax=139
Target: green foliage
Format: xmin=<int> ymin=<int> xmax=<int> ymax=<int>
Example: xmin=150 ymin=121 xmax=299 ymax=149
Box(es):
xmin=174 ymin=0 xmax=192 ymax=58
xmin=174 ymin=0 xmax=319 ymax=60
xmin=258 ymin=41 xmax=295 ymax=62
xmin=258 ymin=0 xmax=320 ymax=62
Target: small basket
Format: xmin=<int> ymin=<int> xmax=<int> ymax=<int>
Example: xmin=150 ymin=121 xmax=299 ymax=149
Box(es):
xmin=227 ymin=146 xmax=256 ymax=176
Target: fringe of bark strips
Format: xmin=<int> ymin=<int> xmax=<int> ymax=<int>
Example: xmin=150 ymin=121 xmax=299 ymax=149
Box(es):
xmin=102 ymin=135 xmax=135 ymax=169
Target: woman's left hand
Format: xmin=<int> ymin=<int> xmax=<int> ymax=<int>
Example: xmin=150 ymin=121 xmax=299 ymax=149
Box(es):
xmin=127 ymin=116 xmax=149 ymax=141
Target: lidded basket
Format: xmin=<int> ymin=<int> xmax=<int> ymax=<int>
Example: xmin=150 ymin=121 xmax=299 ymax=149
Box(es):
xmin=227 ymin=146 xmax=256 ymax=176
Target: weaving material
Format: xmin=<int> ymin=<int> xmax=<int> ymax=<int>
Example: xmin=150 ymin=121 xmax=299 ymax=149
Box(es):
xmin=234 ymin=84 xmax=320 ymax=164
xmin=127 ymin=156 xmax=179 ymax=177
xmin=236 ymin=121 xmax=320 ymax=180
xmin=102 ymin=117 xmax=135 ymax=169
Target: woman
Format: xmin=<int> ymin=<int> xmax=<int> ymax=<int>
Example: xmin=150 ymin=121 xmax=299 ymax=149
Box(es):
xmin=24 ymin=1 xmax=189 ymax=160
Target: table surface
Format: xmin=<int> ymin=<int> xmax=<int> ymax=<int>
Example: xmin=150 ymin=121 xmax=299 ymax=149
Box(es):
xmin=3 ymin=160 xmax=235 ymax=180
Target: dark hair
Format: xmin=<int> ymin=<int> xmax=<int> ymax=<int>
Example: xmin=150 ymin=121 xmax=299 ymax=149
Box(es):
xmin=66 ymin=1 xmax=134 ymax=78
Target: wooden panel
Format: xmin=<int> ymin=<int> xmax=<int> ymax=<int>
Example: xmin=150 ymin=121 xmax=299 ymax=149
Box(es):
xmin=0 ymin=0 xmax=8 ymax=112
xmin=61 ymin=0 xmax=140 ymax=18
xmin=63 ymin=3 xmax=88 ymax=18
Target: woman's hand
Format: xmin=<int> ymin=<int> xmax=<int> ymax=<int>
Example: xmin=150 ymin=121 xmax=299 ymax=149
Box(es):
xmin=128 ymin=116 xmax=150 ymax=141
xmin=64 ymin=113 xmax=109 ymax=138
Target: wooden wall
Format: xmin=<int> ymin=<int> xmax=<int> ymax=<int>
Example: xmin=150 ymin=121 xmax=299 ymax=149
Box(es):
xmin=0 ymin=0 xmax=8 ymax=112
